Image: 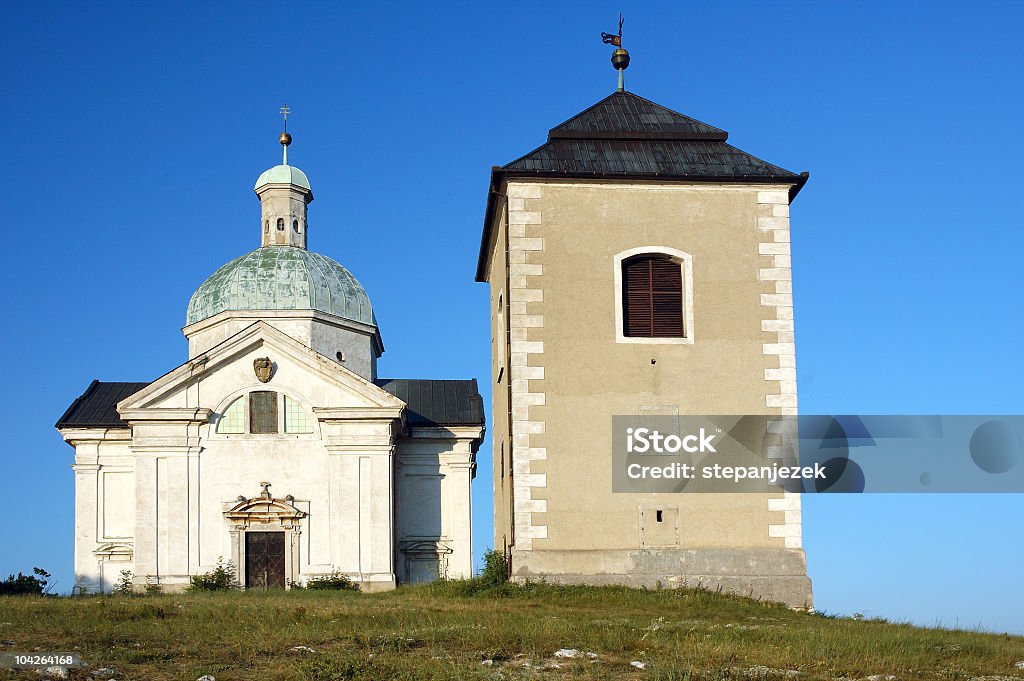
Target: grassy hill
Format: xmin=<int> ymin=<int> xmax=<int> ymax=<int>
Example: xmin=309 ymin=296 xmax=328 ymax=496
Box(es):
xmin=1 ymin=582 xmax=1022 ymax=680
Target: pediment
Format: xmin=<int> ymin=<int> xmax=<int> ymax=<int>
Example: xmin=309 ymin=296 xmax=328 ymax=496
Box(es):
xmin=118 ymin=321 xmax=404 ymax=420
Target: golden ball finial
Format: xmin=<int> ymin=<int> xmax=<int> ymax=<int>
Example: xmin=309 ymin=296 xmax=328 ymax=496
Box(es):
xmin=611 ymin=47 xmax=630 ymax=71
xmin=280 ymin=132 xmax=292 ymax=146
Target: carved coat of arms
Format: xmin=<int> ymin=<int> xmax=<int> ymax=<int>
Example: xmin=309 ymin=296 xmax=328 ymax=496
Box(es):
xmin=253 ymin=357 xmax=274 ymax=383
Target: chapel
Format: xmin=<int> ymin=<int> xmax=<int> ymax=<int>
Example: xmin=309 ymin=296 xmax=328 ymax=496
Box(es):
xmin=57 ymin=131 xmax=484 ymax=593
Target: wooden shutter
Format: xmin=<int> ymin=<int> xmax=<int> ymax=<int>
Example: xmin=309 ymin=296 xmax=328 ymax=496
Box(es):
xmin=623 ymin=256 xmax=684 ymax=337
xmin=249 ymin=391 xmax=278 ymax=434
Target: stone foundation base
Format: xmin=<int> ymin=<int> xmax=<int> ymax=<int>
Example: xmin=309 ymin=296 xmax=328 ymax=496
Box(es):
xmin=510 ymin=547 xmax=813 ymax=609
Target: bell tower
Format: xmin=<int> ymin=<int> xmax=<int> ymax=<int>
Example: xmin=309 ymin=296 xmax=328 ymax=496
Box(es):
xmin=255 ymin=105 xmax=313 ymax=249
xmin=476 ymin=30 xmax=813 ymax=608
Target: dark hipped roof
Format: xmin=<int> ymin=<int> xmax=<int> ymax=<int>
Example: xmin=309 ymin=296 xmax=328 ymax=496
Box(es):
xmin=375 ymin=379 xmax=485 ymax=428
xmin=55 ymin=380 xmax=150 ymax=429
xmin=56 ymin=379 xmax=484 ymax=430
xmin=505 ymin=91 xmax=800 ymax=178
xmin=476 ymin=90 xmax=809 ymax=281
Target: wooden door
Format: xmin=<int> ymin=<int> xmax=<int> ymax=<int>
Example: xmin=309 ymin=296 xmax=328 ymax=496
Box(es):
xmin=245 ymin=532 xmax=286 ymax=589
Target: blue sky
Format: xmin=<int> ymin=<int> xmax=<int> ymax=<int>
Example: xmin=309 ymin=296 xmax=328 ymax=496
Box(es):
xmin=2 ymin=1 xmax=1022 ymax=634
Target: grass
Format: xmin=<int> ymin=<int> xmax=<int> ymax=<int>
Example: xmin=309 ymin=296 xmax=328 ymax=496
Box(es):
xmin=0 ymin=581 xmax=1022 ymax=680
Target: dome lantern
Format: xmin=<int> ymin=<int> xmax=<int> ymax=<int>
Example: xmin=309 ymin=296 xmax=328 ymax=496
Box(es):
xmin=255 ymin=107 xmax=314 ymax=249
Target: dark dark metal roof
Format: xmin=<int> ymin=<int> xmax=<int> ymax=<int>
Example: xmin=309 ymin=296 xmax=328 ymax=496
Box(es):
xmin=548 ymin=91 xmax=727 ymax=140
xmin=55 ymin=380 xmax=149 ymax=429
xmin=56 ymin=379 xmax=485 ymax=430
xmin=475 ymin=91 xmax=809 ymax=281
xmin=505 ymin=138 xmax=797 ymax=177
xmin=505 ymin=91 xmax=800 ymax=179
xmin=375 ymin=379 xmax=485 ymax=428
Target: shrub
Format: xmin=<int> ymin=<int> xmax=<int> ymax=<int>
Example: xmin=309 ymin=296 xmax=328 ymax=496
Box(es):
xmin=479 ymin=549 xmax=509 ymax=586
xmin=113 ymin=570 xmax=134 ymax=596
xmin=188 ymin=558 xmax=239 ymax=592
xmin=0 ymin=567 xmax=51 ymax=595
xmin=299 ymin=570 xmax=359 ymax=591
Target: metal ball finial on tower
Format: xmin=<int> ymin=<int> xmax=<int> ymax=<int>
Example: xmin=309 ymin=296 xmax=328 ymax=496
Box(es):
xmin=279 ymin=103 xmax=292 ymax=165
xmin=601 ymin=15 xmax=630 ymax=92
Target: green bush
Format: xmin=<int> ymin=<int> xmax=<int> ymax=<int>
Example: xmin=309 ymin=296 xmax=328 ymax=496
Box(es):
xmin=295 ymin=570 xmax=359 ymax=591
xmin=113 ymin=570 xmax=134 ymax=596
xmin=0 ymin=567 xmax=51 ymax=595
xmin=479 ymin=549 xmax=509 ymax=586
xmin=188 ymin=558 xmax=239 ymax=592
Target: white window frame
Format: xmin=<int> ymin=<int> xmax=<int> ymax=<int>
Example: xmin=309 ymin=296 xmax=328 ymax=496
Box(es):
xmin=613 ymin=246 xmax=694 ymax=345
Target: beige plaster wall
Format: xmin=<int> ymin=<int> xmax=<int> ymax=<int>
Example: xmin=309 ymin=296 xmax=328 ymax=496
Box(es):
xmin=485 ymin=179 xmax=800 ymax=556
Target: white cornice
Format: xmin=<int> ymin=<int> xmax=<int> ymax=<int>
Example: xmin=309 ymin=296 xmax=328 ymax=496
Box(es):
xmin=119 ymin=408 xmax=213 ymax=424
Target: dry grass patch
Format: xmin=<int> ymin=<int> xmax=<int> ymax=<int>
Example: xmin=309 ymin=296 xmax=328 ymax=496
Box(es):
xmin=0 ymin=582 xmax=1020 ymax=680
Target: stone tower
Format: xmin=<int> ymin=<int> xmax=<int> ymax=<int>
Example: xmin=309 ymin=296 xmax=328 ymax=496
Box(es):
xmin=476 ymin=89 xmax=812 ymax=607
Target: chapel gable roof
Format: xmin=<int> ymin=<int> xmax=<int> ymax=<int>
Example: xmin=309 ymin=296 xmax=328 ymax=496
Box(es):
xmin=56 ymin=379 xmax=484 ymax=430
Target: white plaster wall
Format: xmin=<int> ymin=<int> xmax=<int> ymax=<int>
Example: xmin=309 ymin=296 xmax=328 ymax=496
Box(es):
xmin=68 ymin=435 xmax=136 ymax=593
xmin=395 ymin=432 xmax=476 ymax=582
xmin=70 ymin=324 xmax=478 ymax=593
xmin=185 ymin=313 xmax=378 ymax=381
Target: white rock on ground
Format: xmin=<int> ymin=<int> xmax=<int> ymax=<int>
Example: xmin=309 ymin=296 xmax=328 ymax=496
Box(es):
xmin=290 ymin=646 xmax=317 ymax=654
xmin=630 ymin=661 xmax=647 ymax=670
xmin=36 ymin=667 xmax=68 ymax=680
xmin=744 ymin=667 xmax=801 ymax=678
xmin=554 ymin=649 xmax=580 ymax=658
xmin=1015 ymin=661 xmax=1024 ymax=670
xmin=480 ymin=660 xmax=494 ymax=666
xmin=196 ymin=676 xmax=216 ymax=681
xmin=90 ymin=668 xmax=117 ymax=679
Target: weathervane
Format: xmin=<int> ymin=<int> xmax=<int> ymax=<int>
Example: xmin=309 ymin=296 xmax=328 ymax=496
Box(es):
xmin=601 ymin=15 xmax=630 ymax=92
xmin=279 ymin=103 xmax=292 ymax=165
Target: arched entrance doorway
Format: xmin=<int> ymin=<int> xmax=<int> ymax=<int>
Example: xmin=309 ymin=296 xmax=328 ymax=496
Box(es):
xmin=223 ymin=484 xmax=306 ymax=589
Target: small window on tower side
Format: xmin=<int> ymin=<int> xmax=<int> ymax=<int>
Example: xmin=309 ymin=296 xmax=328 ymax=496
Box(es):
xmin=622 ymin=255 xmax=684 ymax=338
xmin=292 ymin=220 xmax=299 ymax=233
xmin=264 ymin=220 xmax=269 ymax=234
xmin=249 ymin=391 xmax=278 ymax=434
xmin=276 ymin=218 xmax=285 ymax=231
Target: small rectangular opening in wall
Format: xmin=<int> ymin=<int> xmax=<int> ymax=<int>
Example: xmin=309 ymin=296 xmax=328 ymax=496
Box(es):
xmin=640 ymin=506 xmax=679 ymax=548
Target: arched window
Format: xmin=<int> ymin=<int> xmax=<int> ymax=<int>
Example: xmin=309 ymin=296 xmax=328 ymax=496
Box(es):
xmin=215 ymin=392 xmax=314 ymax=435
xmin=622 ymin=255 xmax=684 ymax=337
xmin=614 ymin=247 xmax=693 ymax=343
xmin=283 ymin=395 xmax=312 ymax=433
xmin=264 ymin=220 xmax=269 ymax=234
xmin=217 ymin=396 xmax=245 ymax=434
xmin=292 ymin=220 xmax=299 ymax=233
xmin=276 ymin=218 xmax=285 ymax=231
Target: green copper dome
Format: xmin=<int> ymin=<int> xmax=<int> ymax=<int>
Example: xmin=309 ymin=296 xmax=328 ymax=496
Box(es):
xmin=254 ymin=164 xmax=311 ymax=191
xmin=186 ymin=247 xmax=374 ymax=327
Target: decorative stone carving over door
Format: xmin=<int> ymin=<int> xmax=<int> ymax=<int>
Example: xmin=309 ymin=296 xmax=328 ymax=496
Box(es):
xmin=223 ymin=484 xmax=306 ymax=589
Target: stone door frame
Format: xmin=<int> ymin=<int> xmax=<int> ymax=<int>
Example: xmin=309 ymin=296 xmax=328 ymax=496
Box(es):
xmin=223 ymin=494 xmax=306 ymax=589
